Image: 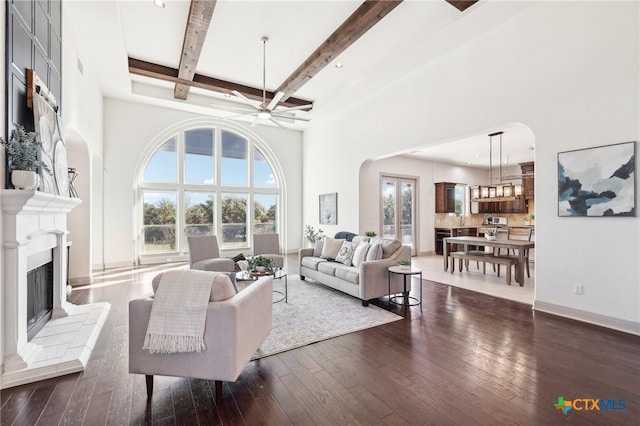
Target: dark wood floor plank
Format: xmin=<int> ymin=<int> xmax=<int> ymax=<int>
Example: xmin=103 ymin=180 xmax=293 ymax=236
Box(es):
xmin=7 ymin=382 xmax=55 ymax=425
xmin=34 ymin=374 xmax=80 ymax=425
xmin=6 ymin=261 xmax=639 ymax=425
xmin=188 ymin=378 xmax=222 ymax=425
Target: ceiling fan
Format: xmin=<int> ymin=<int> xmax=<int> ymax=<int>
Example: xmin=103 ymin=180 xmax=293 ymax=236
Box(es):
xmin=227 ymin=37 xmax=313 ymax=128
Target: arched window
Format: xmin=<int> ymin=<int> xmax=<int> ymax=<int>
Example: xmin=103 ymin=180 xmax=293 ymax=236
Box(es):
xmin=138 ymin=124 xmax=282 ymax=259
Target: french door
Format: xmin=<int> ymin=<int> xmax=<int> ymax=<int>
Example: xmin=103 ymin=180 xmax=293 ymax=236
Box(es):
xmin=381 ymin=176 xmax=417 ymax=255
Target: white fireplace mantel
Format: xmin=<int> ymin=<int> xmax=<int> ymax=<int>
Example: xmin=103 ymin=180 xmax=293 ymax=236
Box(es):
xmin=1 ymin=190 xmax=110 ymax=389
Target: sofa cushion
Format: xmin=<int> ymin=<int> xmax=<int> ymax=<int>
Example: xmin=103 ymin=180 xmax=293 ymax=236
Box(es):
xmin=321 ymin=237 xmax=345 ymax=259
xmin=318 ymin=261 xmax=340 ymax=276
xmin=352 ymin=242 xmax=370 ymax=267
xmin=151 ymin=270 xmax=236 ymax=302
xmin=352 ymin=235 xmax=370 ymax=244
xmin=366 ymin=243 xmax=383 ymax=261
xmin=370 ymin=237 xmax=402 ymax=258
xmin=335 ymin=265 xmax=360 ymax=284
xmin=335 ymin=241 xmax=358 ymax=266
xmin=301 ymin=256 xmax=327 ymax=271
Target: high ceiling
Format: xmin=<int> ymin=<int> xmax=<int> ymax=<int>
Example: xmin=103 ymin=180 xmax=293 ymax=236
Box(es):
xmin=65 ymin=0 xmax=534 ymax=167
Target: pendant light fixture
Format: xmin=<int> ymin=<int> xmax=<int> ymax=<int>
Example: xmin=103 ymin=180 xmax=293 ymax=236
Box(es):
xmin=471 ymin=131 xmax=522 ymax=201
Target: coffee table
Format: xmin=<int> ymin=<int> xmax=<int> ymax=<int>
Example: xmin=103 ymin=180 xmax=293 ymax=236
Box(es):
xmin=236 ymin=269 xmax=288 ymax=303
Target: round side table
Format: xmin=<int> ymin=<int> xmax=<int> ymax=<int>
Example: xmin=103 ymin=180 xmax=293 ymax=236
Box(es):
xmin=388 ymin=265 xmax=423 ymax=308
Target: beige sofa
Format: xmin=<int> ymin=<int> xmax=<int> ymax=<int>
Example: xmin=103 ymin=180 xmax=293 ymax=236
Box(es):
xmin=298 ymin=235 xmax=411 ymax=306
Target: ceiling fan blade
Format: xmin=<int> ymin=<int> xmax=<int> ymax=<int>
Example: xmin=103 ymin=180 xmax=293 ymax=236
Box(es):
xmin=271 ymin=113 xmax=311 ymax=122
xmin=274 ymin=103 xmax=313 ymax=113
xmin=267 ymin=91 xmax=285 ymax=111
xmin=226 ymin=111 xmax=258 ymax=119
xmin=250 ymin=116 xmax=261 ymax=128
xmin=269 ymin=117 xmax=285 ymax=128
xmin=231 ymin=90 xmax=260 ymax=108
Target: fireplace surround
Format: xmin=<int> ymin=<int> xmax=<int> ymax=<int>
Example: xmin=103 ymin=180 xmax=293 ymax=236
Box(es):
xmin=1 ymin=190 xmax=110 ymax=389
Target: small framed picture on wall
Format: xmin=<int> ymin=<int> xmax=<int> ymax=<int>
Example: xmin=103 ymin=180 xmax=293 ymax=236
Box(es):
xmin=319 ymin=192 xmax=337 ymax=225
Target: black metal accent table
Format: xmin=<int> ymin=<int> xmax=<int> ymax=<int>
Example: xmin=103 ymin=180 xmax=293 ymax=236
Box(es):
xmin=388 ymin=266 xmax=423 ymax=308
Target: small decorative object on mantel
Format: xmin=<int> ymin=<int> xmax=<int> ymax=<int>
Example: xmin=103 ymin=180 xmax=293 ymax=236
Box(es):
xmin=397 ymin=258 xmax=411 ymax=270
xmin=68 ymin=167 xmax=80 ymax=197
xmin=0 ymin=124 xmax=51 ymax=190
xmin=485 ymin=228 xmax=498 ymax=240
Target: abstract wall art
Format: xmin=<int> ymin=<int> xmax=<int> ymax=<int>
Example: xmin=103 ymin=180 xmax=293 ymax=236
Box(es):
xmin=558 ymin=141 xmax=636 ymax=217
xmin=319 ymin=192 xmax=337 ymax=225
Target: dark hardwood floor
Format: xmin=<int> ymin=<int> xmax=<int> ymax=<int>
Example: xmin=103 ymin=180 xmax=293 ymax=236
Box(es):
xmin=2 ymin=259 xmax=639 ymax=425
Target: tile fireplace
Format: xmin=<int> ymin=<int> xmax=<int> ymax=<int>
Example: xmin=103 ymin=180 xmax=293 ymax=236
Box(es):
xmin=1 ymin=190 xmax=110 ymax=389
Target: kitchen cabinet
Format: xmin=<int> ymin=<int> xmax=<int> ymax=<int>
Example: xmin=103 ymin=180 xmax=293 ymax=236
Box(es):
xmin=435 ymin=227 xmax=478 ymax=255
xmin=520 ymin=161 xmax=534 ymax=200
xmin=435 ymin=182 xmax=456 ymax=213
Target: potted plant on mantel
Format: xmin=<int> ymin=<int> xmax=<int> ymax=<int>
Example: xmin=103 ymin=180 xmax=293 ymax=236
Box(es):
xmin=0 ymin=124 xmax=51 ymax=190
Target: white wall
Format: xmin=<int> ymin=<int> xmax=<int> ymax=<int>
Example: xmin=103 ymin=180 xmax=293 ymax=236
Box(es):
xmin=303 ymin=2 xmax=639 ymax=333
xmin=360 ymin=156 xmax=487 ymax=253
xmin=60 ymin=8 xmax=105 ymax=281
xmin=1 ymin=0 xmax=6 ymax=375
xmin=102 ymin=99 xmax=303 ymax=268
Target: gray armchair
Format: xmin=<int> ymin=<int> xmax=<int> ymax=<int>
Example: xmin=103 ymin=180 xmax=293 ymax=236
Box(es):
xmin=129 ymin=272 xmax=273 ymax=400
xmin=253 ymin=233 xmax=284 ymax=269
xmin=188 ymin=235 xmax=235 ymax=272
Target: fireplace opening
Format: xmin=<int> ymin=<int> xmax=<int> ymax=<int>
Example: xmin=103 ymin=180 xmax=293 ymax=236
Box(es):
xmin=27 ymin=250 xmax=54 ymax=341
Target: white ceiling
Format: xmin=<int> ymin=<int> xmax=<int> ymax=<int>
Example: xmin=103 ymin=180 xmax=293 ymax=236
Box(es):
xmin=64 ymin=0 xmax=535 ymax=167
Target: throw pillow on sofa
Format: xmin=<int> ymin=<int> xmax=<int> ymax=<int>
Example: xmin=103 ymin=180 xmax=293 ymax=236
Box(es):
xmin=335 ymin=241 xmax=358 ymax=266
xmin=321 ymin=237 xmax=345 ymax=259
xmin=366 ymin=243 xmax=383 ymax=261
xmin=352 ymin=242 xmax=370 ymax=267
xmin=151 ymin=270 xmax=236 ymax=301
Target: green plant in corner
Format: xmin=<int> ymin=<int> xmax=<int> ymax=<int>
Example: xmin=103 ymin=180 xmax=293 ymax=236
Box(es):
xmin=364 ymin=231 xmax=377 ymax=237
xmin=304 ymin=225 xmax=324 ymax=244
xmin=0 ymin=124 xmax=51 ymax=173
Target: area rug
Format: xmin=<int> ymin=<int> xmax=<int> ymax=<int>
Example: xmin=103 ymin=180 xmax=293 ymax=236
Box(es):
xmin=237 ymin=275 xmax=403 ymax=360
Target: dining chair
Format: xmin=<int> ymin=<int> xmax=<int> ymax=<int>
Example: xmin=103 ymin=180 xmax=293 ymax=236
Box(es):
xmin=253 ymin=233 xmax=284 ymax=269
xmin=507 ymin=227 xmax=533 ymax=278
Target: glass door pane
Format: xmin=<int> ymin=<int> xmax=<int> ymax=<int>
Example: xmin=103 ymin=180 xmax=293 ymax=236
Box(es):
xmin=400 ymin=180 xmax=415 ymax=249
xmin=142 ymin=191 xmax=177 ymax=252
xmin=221 ymin=193 xmax=247 ymax=248
xmin=380 ymin=176 xmax=417 ymax=255
xmin=381 ymin=179 xmax=396 ymax=239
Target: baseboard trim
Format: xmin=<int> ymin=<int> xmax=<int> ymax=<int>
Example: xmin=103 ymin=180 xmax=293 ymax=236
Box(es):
xmin=69 ymin=276 xmax=93 ymax=286
xmin=534 ymin=300 xmax=640 ymax=336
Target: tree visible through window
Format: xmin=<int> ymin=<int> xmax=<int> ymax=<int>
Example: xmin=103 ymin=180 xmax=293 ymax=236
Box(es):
xmin=140 ymin=126 xmax=280 ymax=255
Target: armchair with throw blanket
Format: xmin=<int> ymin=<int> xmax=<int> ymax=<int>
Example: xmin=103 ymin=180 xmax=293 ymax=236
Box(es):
xmin=129 ymin=269 xmax=273 ymax=400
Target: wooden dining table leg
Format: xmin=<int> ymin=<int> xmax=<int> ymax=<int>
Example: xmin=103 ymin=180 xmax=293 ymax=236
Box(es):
xmin=516 ymin=248 xmax=525 ymax=286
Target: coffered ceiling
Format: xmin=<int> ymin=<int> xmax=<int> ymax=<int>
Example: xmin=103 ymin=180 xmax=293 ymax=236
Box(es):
xmin=64 ymin=0 xmax=534 ymax=165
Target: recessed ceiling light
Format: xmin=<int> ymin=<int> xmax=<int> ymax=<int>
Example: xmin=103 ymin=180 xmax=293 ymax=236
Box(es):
xmin=335 ymin=62 xmax=344 ymax=69
xmin=153 ymin=0 xmax=166 ymax=9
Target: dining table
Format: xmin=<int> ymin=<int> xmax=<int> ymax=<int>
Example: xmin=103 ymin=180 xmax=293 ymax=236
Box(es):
xmin=443 ymin=236 xmax=535 ymax=285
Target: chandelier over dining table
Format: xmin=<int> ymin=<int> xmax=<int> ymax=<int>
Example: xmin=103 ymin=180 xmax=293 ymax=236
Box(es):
xmin=471 ymin=131 xmax=523 ymax=201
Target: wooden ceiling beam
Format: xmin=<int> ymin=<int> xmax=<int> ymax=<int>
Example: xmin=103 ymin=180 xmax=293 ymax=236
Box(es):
xmin=445 ymin=1 xmax=479 ymax=12
xmin=129 ymin=57 xmax=312 ymax=108
xmin=174 ymin=0 xmax=218 ymax=100
xmin=275 ymin=0 xmax=403 ymax=102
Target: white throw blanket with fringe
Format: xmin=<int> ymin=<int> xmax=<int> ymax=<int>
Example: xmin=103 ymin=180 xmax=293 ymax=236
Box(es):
xmin=143 ymin=270 xmax=212 ymax=354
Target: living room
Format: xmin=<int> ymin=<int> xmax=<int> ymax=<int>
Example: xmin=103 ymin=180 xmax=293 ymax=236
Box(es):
xmin=1 ymin=0 xmax=639 ymax=423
